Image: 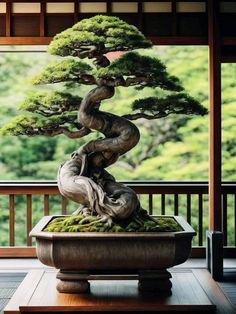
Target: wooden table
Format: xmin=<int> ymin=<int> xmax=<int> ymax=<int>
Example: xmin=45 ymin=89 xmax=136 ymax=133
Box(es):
xmin=4 ymin=269 xmax=219 ymax=313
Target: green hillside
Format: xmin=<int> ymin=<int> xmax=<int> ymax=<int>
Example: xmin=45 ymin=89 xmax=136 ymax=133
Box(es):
xmin=0 ymin=45 xmax=236 ymax=246
xmin=1 ymin=46 xmax=234 ymax=181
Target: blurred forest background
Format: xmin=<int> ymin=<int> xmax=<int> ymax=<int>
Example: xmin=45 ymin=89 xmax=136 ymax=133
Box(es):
xmin=0 ymin=46 xmax=235 ymax=245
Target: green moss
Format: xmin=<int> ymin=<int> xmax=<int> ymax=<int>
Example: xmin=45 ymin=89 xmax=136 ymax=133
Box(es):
xmin=44 ymin=213 xmax=182 ymax=233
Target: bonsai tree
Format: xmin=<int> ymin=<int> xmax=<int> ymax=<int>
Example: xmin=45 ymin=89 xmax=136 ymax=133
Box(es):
xmin=1 ymin=16 xmax=207 ymax=232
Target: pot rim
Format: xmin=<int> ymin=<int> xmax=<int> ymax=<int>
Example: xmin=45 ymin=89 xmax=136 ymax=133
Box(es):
xmin=30 ymin=215 xmax=196 ymax=240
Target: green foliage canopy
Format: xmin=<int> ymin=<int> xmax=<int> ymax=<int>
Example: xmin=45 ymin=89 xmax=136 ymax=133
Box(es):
xmin=1 ymin=16 xmax=206 ymax=146
xmin=96 ymin=52 xmax=183 ymax=91
xmin=19 ymin=90 xmax=82 ymax=116
xmin=124 ymin=93 xmax=207 ymax=120
xmin=48 ymin=15 xmax=152 ymax=57
xmin=32 ymin=58 xmax=92 ymax=85
xmin=0 ymin=113 xmax=76 ymax=135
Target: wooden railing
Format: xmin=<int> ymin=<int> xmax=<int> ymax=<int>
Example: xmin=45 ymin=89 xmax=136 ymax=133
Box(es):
xmin=0 ymin=181 xmax=235 ymax=257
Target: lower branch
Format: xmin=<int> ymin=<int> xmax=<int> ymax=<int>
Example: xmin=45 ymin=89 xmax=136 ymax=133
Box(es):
xmin=45 ymin=127 xmax=91 ymax=138
xmin=122 ymin=112 xmax=168 ymax=120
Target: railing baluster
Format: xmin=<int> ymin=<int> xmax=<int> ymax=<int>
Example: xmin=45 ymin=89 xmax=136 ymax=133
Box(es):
xmin=44 ymin=194 xmax=49 ymax=215
xmin=174 ymin=194 xmax=178 ymax=216
xmin=198 ymin=194 xmax=203 ymax=246
xmin=61 ymin=196 xmax=67 ymax=215
xmin=9 ymin=194 xmax=15 ymax=246
xmin=222 ymin=193 xmax=228 ymax=246
xmin=148 ymin=194 xmax=153 ymax=215
xmin=1 ymin=181 xmax=236 ymax=254
xmin=161 ymin=194 xmax=165 ymax=215
xmin=26 ymin=195 xmax=32 ymax=246
xmin=187 ymin=194 xmax=191 ymax=224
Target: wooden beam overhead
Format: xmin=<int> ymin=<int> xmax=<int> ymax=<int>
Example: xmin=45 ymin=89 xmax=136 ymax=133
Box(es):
xmin=0 ymin=36 xmax=208 ymax=45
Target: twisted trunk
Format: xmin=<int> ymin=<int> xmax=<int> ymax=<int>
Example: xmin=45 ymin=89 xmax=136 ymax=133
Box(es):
xmin=58 ymin=85 xmax=141 ymax=223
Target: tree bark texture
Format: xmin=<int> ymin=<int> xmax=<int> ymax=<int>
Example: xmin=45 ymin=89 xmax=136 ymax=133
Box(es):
xmin=58 ymin=85 xmax=141 ymax=224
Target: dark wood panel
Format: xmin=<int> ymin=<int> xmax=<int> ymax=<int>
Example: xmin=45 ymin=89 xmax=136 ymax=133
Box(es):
xmin=78 ymin=13 xmax=101 ymax=20
xmin=45 ymin=14 xmax=74 ymax=37
xmin=0 ymin=15 xmax=6 ymax=36
xmin=220 ymin=13 xmax=236 ymax=37
xmin=111 ymin=13 xmax=139 ymax=28
xmin=11 ymin=16 xmax=40 ymax=36
xmin=143 ymin=13 xmax=173 ymax=36
xmin=177 ymin=13 xmax=208 ymax=36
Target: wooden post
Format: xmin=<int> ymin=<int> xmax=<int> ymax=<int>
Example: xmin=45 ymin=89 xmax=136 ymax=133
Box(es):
xmin=206 ymin=231 xmax=223 ymax=280
xmin=207 ymin=0 xmax=223 ymax=279
xmin=208 ymin=0 xmax=222 ymax=232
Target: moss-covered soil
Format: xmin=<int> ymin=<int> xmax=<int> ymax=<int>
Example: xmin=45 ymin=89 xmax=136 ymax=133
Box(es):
xmin=44 ymin=213 xmax=182 ymax=233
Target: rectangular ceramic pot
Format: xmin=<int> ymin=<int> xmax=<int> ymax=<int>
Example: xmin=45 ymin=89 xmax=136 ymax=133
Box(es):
xmin=30 ymin=215 xmax=196 ymax=271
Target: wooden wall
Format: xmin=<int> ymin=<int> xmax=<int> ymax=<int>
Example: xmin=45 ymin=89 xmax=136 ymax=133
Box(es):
xmin=0 ymin=1 xmax=210 ymax=39
xmin=0 ymin=1 xmax=236 ymax=59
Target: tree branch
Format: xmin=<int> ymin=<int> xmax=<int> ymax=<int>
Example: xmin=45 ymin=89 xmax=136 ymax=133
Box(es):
xmin=125 ymin=76 xmax=148 ymax=87
xmin=76 ymin=44 xmax=110 ymax=68
xmin=79 ymin=74 xmax=96 ymax=85
xmin=45 ymin=126 xmax=91 ymax=138
xmin=34 ymin=110 xmax=63 ymax=117
xmin=122 ymin=112 xmax=168 ymax=120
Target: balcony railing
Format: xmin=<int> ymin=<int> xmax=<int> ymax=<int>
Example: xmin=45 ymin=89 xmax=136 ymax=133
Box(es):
xmin=0 ymin=181 xmax=235 ymax=257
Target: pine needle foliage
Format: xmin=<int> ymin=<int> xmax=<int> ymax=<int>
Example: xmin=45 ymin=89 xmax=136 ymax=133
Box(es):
xmin=96 ymin=52 xmax=183 ymax=90
xmin=19 ymin=90 xmax=82 ymax=116
xmin=0 ymin=113 xmax=78 ymax=136
xmin=132 ymin=93 xmax=208 ymax=117
xmin=32 ymin=58 xmax=92 ymax=85
xmin=48 ymin=15 xmax=152 ymax=57
xmin=0 ymin=15 xmax=207 ymax=139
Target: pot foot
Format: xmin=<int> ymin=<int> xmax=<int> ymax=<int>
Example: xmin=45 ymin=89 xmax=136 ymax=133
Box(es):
xmin=138 ymin=269 xmax=172 ymax=294
xmin=57 ymin=280 xmax=90 ymax=293
xmin=56 ymin=270 xmax=90 ymax=293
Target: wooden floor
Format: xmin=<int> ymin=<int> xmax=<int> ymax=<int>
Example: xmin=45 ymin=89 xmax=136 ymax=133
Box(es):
xmin=0 ymin=259 xmax=236 ymax=314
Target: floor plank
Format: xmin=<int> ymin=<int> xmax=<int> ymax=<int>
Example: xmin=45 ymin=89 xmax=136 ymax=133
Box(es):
xmin=192 ymin=269 xmax=236 ymax=314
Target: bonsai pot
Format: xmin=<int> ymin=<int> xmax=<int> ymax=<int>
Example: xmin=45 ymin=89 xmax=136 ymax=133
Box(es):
xmin=30 ymin=215 xmax=196 ymax=294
